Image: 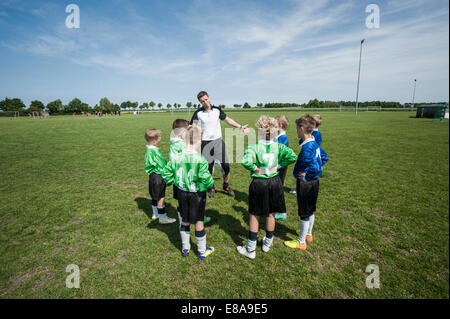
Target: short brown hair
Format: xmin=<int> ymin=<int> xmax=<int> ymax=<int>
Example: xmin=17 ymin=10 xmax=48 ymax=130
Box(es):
xmin=172 ymin=119 xmax=189 ymax=130
xmin=275 ymin=115 xmax=289 ymax=130
xmin=312 ymin=114 xmax=322 ymax=128
xmin=187 ymin=125 xmax=203 ymax=145
xmin=145 ymin=129 xmax=161 ymax=143
xmin=295 ymin=115 xmax=316 ymax=134
xmin=255 ymin=115 xmax=279 ymax=140
xmin=197 ymin=91 xmax=209 ymax=101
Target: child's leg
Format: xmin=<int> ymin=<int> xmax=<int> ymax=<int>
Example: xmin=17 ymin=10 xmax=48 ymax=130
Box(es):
xmin=307 ymin=214 xmax=315 ymax=236
xmin=262 ymin=213 xmax=275 ymax=251
xmin=157 ymin=197 xmax=176 ymax=224
xmin=151 ymin=199 xmax=158 ymax=219
xmin=237 ymin=214 xmax=258 ymax=259
xmin=194 ymin=221 xmax=206 ymax=254
xmin=298 ymin=216 xmax=310 ymax=244
xmin=157 ymin=197 xmax=166 ymax=217
xmin=247 ymin=214 xmax=259 ymax=251
xmin=180 ymin=222 xmax=191 ymax=255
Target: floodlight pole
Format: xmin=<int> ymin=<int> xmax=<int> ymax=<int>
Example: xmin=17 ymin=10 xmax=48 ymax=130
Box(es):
xmin=412 ymin=79 xmax=417 ymax=107
xmin=355 ymin=39 xmax=365 ymax=115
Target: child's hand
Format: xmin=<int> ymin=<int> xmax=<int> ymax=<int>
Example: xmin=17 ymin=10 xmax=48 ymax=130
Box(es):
xmin=299 ymin=172 xmax=306 ymax=179
xmin=270 ymin=166 xmax=278 ymax=174
xmin=253 ymin=168 xmax=262 ymax=175
xmin=241 ymin=124 xmax=250 ymax=134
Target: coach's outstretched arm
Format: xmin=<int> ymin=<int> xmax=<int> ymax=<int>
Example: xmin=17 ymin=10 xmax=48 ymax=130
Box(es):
xmin=223 ymin=116 xmax=250 ymax=134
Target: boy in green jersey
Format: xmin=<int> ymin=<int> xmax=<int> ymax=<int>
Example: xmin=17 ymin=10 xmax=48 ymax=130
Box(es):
xmin=162 ymin=125 xmax=215 ymax=259
xmin=170 ymin=119 xmax=211 ymax=225
xmin=237 ymin=116 xmax=297 ymax=259
xmin=145 ymin=129 xmax=176 ymax=224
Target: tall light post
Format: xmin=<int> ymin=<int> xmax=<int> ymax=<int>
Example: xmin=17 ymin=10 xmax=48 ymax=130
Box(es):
xmin=412 ymin=79 xmax=417 ymax=107
xmin=355 ymin=39 xmax=365 ymax=115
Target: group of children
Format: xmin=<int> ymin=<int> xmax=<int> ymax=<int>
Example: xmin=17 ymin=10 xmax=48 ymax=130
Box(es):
xmin=144 ymin=113 xmax=327 ymax=260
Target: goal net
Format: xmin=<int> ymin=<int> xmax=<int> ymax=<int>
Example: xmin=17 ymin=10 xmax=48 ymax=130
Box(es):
xmin=0 ymin=111 xmax=20 ymax=119
xmin=339 ymin=106 xmax=355 ymax=112
xmin=365 ymin=106 xmax=381 ymax=112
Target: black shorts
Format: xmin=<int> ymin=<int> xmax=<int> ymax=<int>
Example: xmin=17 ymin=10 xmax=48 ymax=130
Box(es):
xmin=278 ymin=166 xmax=288 ymax=186
xmin=148 ymin=173 xmax=166 ymax=201
xmin=296 ymin=178 xmax=319 ymax=218
xmin=201 ymin=138 xmax=230 ymax=175
xmin=178 ymin=189 xmax=206 ymax=224
xmin=173 ymin=185 xmax=179 ymax=200
xmin=248 ymin=176 xmax=286 ymax=217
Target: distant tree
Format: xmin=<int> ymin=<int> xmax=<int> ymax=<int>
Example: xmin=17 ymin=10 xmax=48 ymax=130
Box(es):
xmin=131 ymin=102 xmax=139 ymax=110
xmin=243 ymin=102 xmax=251 ymax=109
xmin=167 ymin=103 xmax=172 ymax=110
xmin=68 ymin=98 xmax=83 ymax=113
xmin=218 ymin=104 xmax=226 ymax=109
xmin=307 ymin=99 xmax=320 ymax=108
xmin=81 ymin=103 xmax=90 ymax=112
xmin=158 ymin=103 xmax=162 ymax=110
xmin=100 ymin=97 xmax=113 ymax=112
xmin=149 ymin=101 xmax=155 ymax=110
xmin=29 ymin=100 xmax=45 ymax=111
xmin=186 ymin=102 xmax=192 ymax=110
xmin=140 ymin=102 xmax=149 ymax=111
xmin=256 ymin=103 xmax=263 ymax=108
xmin=0 ymin=98 xmax=26 ymax=112
xmin=233 ymin=104 xmax=242 ymax=109
xmin=93 ymin=104 xmax=102 ymax=112
xmin=46 ymin=99 xmax=63 ymax=114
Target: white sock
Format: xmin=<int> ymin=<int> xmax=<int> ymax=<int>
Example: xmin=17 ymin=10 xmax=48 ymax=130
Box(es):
xmin=196 ymin=235 xmax=207 ymax=254
xmin=263 ymin=236 xmax=273 ymax=249
xmin=307 ymin=214 xmax=315 ymax=236
xmin=180 ymin=229 xmax=191 ymax=251
xmin=247 ymin=239 xmax=257 ymax=252
xmin=151 ymin=205 xmax=158 ymax=218
xmin=298 ymin=219 xmax=310 ymax=244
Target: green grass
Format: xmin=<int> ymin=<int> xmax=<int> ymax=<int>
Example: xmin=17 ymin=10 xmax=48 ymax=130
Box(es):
xmin=0 ymin=111 xmax=448 ymax=298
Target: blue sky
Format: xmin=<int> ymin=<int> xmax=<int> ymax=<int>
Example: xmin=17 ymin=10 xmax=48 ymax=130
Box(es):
xmin=0 ymin=0 xmax=448 ymax=107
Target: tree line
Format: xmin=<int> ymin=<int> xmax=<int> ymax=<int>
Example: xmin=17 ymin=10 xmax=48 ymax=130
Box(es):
xmin=0 ymin=97 xmax=214 ymax=115
xmin=1 ymin=97 xmax=447 ymax=115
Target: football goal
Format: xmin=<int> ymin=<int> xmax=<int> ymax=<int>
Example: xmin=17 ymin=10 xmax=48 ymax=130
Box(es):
xmin=365 ymin=105 xmax=381 ymax=112
xmin=0 ymin=111 xmax=20 ymax=119
xmin=339 ymin=106 xmax=355 ymax=112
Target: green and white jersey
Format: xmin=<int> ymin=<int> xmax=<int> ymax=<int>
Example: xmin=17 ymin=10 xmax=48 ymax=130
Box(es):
xmin=242 ymin=140 xmax=297 ymax=179
xmin=169 ymin=138 xmax=187 ymax=161
xmin=162 ymin=149 xmax=214 ymax=192
xmin=145 ymin=145 xmax=167 ymax=175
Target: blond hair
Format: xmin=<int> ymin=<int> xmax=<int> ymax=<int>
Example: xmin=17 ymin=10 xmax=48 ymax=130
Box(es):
xmin=255 ymin=115 xmax=279 ymax=140
xmin=275 ymin=115 xmax=289 ymax=130
xmin=312 ymin=114 xmax=322 ymax=128
xmin=145 ymin=129 xmax=161 ymax=143
xmin=295 ymin=115 xmax=316 ymax=134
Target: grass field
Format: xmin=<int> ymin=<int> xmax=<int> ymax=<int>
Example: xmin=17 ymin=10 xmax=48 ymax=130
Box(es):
xmin=0 ymin=111 xmax=448 ymax=299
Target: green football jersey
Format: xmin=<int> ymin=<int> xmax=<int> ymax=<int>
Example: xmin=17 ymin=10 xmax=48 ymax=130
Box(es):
xmin=162 ymin=149 xmax=214 ymax=192
xmin=242 ymin=140 xmax=297 ymax=179
xmin=169 ymin=138 xmax=187 ymax=161
xmin=144 ymin=145 xmax=167 ymax=175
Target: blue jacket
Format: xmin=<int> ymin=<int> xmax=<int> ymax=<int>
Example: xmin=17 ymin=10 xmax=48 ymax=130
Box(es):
xmin=276 ymin=133 xmax=289 ymax=147
xmin=293 ymin=138 xmax=328 ymax=181
xmin=299 ymin=129 xmax=322 ymax=146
